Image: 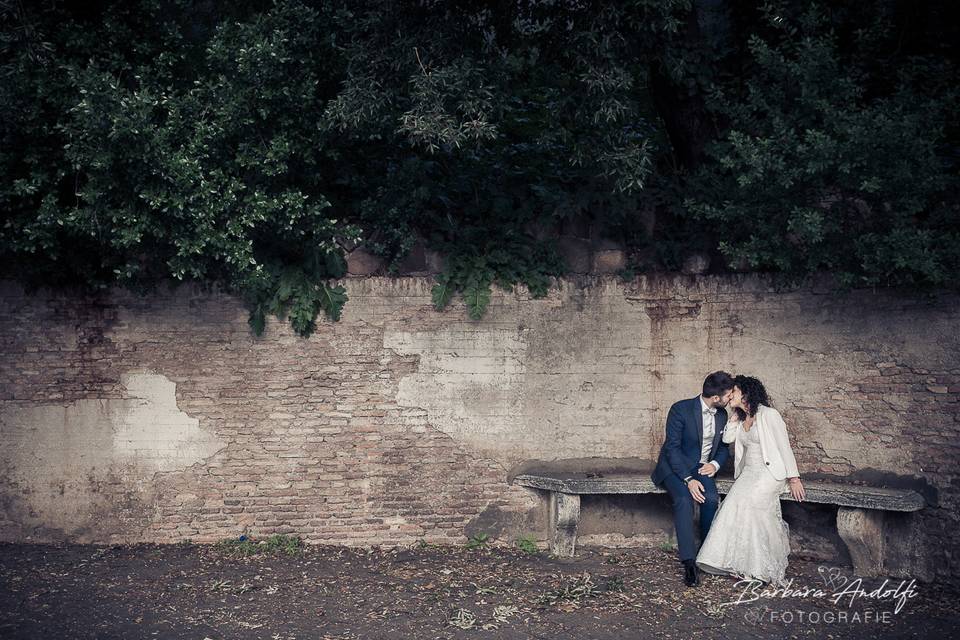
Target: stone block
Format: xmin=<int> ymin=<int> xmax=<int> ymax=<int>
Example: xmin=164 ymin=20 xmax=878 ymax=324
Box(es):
xmin=556 ymin=237 xmax=592 ymax=273
xmin=592 ymin=249 xmax=627 ymax=274
xmin=346 ymin=247 xmax=384 ymax=275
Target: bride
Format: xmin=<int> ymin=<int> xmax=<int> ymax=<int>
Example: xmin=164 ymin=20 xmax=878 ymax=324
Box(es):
xmin=695 ymin=375 xmax=806 ymax=586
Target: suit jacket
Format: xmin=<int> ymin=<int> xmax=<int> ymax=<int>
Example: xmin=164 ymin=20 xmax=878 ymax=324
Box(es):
xmin=722 ymin=403 xmax=800 ymax=481
xmin=651 ymin=395 xmax=731 ymax=486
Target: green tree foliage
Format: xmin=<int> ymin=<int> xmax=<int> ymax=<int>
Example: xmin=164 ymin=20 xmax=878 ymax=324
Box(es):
xmin=1 ymin=0 xmax=359 ymax=335
xmin=685 ymin=2 xmax=960 ymax=287
xmin=1 ymin=1 xmax=957 ymax=336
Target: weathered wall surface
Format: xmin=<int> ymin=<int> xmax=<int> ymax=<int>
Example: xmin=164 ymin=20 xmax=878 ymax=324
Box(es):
xmin=1 ymin=275 xmax=957 ymax=580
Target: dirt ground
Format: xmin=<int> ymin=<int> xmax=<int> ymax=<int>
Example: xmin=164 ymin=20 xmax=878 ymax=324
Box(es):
xmin=1 ymin=538 xmax=956 ymax=640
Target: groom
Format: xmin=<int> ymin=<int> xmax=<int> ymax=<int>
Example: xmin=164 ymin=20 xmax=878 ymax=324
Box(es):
xmin=651 ymin=371 xmax=735 ymax=587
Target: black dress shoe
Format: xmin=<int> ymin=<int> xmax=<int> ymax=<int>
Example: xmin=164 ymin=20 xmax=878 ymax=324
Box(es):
xmin=683 ymin=562 xmax=700 ymax=587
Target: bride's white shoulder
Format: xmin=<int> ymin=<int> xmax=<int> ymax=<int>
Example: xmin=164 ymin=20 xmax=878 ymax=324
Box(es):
xmin=759 ymin=404 xmax=784 ymax=423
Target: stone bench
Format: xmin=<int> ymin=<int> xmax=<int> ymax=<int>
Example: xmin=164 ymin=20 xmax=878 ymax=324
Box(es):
xmin=512 ymin=471 xmax=928 ymax=579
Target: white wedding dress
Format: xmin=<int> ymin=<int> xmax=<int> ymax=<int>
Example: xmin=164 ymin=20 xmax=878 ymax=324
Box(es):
xmin=695 ymin=420 xmax=791 ymax=585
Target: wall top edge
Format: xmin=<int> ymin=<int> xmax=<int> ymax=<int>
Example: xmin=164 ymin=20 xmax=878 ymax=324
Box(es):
xmin=0 ymin=273 xmax=956 ymax=303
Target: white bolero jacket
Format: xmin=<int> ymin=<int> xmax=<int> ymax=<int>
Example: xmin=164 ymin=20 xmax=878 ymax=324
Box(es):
xmin=723 ymin=404 xmax=800 ymax=481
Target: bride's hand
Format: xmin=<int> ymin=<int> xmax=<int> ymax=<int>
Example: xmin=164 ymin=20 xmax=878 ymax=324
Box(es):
xmin=788 ymin=477 xmax=805 ymax=502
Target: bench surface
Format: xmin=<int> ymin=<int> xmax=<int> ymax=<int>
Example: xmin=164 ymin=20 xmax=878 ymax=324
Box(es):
xmin=512 ymin=472 xmax=925 ymax=512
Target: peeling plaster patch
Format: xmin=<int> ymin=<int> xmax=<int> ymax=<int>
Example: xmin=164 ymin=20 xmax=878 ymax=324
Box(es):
xmin=0 ymin=372 xmax=225 ymax=541
xmin=383 ymin=314 xmax=665 ymax=468
xmin=384 ymin=325 xmax=528 ymax=462
xmin=112 ymin=373 xmax=225 ymax=471
xmin=802 ymin=410 xmax=908 ymax=472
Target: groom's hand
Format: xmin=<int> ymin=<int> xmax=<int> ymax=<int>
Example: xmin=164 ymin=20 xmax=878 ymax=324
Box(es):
xmin=698 ymin=463 xmax=717 ymax=477
xmin=687 ymin=479 xmax=706 ymax=504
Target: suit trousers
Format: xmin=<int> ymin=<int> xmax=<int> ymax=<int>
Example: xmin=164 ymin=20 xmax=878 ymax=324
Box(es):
xmin=661 ymin=471 xmax=720 ymax=562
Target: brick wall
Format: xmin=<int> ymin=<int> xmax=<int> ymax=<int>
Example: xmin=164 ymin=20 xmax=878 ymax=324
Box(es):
xmin=1 ymin=275 xmax=957 ymax=581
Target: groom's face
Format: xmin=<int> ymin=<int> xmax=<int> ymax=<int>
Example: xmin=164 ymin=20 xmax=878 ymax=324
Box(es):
xmin=717 ymin=388 xmax=733 ymax=407
xmin=706 ymin=389 xmax=733 ymax=409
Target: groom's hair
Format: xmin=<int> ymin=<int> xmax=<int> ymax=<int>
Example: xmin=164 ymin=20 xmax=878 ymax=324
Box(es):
xmin=702 ymin=371 xmax=735 ymax=397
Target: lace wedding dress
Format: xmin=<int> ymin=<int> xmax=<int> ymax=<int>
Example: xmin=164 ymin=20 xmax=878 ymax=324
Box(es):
xmin=696 ymin=421 xmax=791 ymax=585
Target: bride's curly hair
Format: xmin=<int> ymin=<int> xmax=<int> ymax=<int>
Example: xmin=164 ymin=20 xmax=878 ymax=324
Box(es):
xmin=733 ymin=375 xmax=772 ymax=421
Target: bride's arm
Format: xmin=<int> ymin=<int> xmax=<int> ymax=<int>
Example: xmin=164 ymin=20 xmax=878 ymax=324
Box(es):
xmin=767 ymin=407 xmax=805 ymax=501
xmin=768 ymin=408 xmax=800 ymax=479
xmin=722 ymin=415 xmax=741 ymax=443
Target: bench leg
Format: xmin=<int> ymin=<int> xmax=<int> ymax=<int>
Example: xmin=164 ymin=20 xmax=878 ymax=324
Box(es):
xmin=837 ymin=507 xmax=931 ymax=581
xmin=548 ymin=492 xmax=581 ymax=557
xmin=836 ymin=507 xmax=884 ymax=577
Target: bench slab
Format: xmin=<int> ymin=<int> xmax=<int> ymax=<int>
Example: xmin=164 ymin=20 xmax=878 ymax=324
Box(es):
xmin=512 ymin=471 xmax=928 ymax=580
xmin=512 ymin=472 xmax=926 ymax=511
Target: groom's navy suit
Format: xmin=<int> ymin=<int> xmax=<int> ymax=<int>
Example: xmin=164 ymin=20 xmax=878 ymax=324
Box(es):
xmin=651 ymin=396 xmax=731 ymax=562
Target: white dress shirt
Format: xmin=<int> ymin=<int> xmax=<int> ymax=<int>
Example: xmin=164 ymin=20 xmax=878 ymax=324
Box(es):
xmin=699 ymin=395 xmax=718 ymax=465
xmin=683 ymin=396 xmax=721 ymax=482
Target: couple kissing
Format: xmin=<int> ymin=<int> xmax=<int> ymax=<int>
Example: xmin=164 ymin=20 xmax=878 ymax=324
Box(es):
xmin=651 ymin=371 xmax=806 ymax=587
